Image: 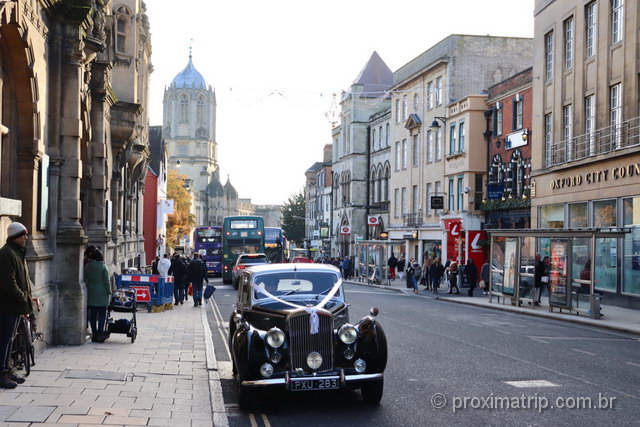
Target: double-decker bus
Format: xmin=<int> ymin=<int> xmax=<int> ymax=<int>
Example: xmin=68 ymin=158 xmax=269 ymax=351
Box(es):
xmin=193 ymin=226 xmax=222 ymax=276
xmin=265 ymin=227 xmax=286 ymax=264
xmin=222 ymin=216 xmax=265 ymax=284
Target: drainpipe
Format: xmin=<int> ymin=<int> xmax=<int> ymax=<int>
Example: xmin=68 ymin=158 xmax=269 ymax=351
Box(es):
xmin=365 ymin=125 xmax=371 ymax=241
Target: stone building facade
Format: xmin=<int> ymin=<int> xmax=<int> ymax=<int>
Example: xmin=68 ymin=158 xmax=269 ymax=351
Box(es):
xmin=0 ymin=0 xmax=153 ymax=345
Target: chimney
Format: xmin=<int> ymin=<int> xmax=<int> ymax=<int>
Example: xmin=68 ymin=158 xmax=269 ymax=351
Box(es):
xmin=323 ymin=144 xmax=332 ymax=163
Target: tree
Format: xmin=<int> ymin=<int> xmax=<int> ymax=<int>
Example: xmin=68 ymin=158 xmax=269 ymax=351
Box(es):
xmin=281 ymin=190 xmax=306 ymax=247
xmin=166 ymin=170 xmax=196 ymax=248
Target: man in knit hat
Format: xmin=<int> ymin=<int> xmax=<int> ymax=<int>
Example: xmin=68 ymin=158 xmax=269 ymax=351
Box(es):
xmin=0 ymin=222 xmax=33 ymax=388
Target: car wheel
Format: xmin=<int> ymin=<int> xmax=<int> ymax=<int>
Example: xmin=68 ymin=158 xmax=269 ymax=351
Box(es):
xmin=237 ymin=375 xmax=254 ymax=411
xmin=361 ymin=378 xmax=383 ymax=404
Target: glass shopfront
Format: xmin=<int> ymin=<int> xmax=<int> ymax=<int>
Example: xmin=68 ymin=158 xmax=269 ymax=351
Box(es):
xmin=623 ymin=197 xmax=640 ymax=295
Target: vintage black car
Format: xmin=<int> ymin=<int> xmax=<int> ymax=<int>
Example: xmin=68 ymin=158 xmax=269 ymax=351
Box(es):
xmin=229 ymin=263 xmax=387 ymax=409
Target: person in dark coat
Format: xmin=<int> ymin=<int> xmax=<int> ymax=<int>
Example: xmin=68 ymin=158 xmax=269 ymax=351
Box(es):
xmin=430 ymin=258 xmax=444 ymax=293
xmin=85 ymin=249 xmax=111 ymax=342
xmin=151 ymin=256 xmax=160 ymax=275
xmin=405 ymin=258 xmax=414 ymax=289
xmin=387 ymin=253 xmax=398 ymax=280
xmin=481 ymin=260 xmax=490 ymax=295
xmin=465 ymin=258 xmax=478 ymax=297
xmin=188 ymin=253 xmax=208 ymax=306
xmin=0 ymin=222 xmax=34 ymax=388
xmin=397 ymin=255 xmax=406 ymax=281
xmin=168 ymin=254 xmax=188 ymax=305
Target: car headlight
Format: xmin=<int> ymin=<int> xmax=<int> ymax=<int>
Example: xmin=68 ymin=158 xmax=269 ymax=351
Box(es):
xmin=338 ymin=324 xmax=358 ymax=345
xmin=307 ymin=351 xmax=323 ymax=370
xmin=260 ymin=363 xmax=274 ymax=378
xmin=266 ymin=327 xmax=285 ymax=348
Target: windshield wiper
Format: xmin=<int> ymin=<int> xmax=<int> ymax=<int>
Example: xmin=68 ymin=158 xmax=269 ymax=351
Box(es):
xmin=316 ymin=287 xmax=337 ymax=299
xmin=282 ymin=289 xmax=300 ymax=296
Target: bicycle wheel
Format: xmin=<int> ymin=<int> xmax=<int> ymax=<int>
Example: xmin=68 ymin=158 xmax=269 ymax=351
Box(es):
xmin=21 ymin=345 xmax=30 ymax=376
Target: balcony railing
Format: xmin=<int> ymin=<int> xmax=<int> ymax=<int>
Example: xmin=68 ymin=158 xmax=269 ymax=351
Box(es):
xmin=403 ymin=210 xmax=422 ymax=227
xmin=548 ymin=117 xmax=640 ymax=167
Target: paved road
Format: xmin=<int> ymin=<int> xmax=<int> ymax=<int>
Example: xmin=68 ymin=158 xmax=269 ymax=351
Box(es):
xmin=205 ymin=279 xmax=640 ymax=426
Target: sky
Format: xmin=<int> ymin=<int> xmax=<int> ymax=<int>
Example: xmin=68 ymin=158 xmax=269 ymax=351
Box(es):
xmin=145 ymin=0 xmax=534 ymax=206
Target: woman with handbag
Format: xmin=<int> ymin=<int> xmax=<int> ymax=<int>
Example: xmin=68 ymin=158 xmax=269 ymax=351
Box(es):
xmin=447 ymin=260 xmax=460 ymax=294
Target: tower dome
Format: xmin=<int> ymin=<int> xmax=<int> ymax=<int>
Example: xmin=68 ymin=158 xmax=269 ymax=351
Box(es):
xmin=171 ymin=55 xmax=207 ymax=90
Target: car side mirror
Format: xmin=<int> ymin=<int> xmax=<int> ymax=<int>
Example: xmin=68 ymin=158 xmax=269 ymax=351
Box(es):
xmin=369 ymin=307 xmax=379 ymax=317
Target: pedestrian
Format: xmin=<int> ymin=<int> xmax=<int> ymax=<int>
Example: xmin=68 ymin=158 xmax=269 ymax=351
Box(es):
xmin=465 ymin=258 xmax=478 ymax=297
xmin=405 ymin=258 xmax=414 ymax=289
xmin=188 ymin=253 xmax=208 ymax=306
xmin=430 ymin=258 xmax=444 ymax=293
xmin=481 ymin=259 xmax=490 ymax=295
xmin=447 ymin=259 xmax=460 ymax=294
xmin=168 ymin=253 xmax=187 ymax=305
xmin=151 ymin=256 xmax=160 ymax=275
xmin=84 ymin=245 xmax=97 ymax=266
xmin=397 ymin=255 xmax=406 ymax=281
xmin=537 ymin=256 xmax=551 ymax=304
xmin=84 ymin=249 xmax=111 ymax=342
xmin=411 ymin=261 xmax=422 ymax=294
xmin=0 ymin=222 xmax=34 ymax=388
xmin=342 ymin=257 xmax=352 ymax=280
xmin=387 ymin=253 xmax=398 ymax=280
xmin=157 ymin=253 xmax=171 ymax=278
xmin=422 ymin=255 xmax=433 ymax=289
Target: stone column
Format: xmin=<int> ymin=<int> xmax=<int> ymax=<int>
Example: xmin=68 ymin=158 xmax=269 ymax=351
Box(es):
xmin=54 ymin=22 xmax=89 ymax=345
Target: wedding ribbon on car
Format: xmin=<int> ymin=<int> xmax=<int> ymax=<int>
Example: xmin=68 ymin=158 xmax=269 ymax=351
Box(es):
xmin=250 ymin=278 xmax=343 ymax=334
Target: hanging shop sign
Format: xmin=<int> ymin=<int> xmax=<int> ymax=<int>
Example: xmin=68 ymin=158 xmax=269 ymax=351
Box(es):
xmin=339 ymin=225 xmax=351 ymax=235
xmin=368 ymin=216 xmax=379 ymax=226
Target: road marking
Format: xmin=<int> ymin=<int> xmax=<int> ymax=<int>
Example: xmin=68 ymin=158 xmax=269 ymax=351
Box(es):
xmin=572 ymin=348 xmax=596 ymax=356
xmin=626 ymin=362 xmax=640 ymax=368
xmin=494 ymin=329 xmax=511 ymax=335
xmin=249 ymin=413 xmax=258 ymax=427
xmin=529 ymin=338 xmax=550 ymax=344
xmin=505 ymin=380 xmax=560 ymax=388
xmin=261 ymin=414 xmax=271 ymax=427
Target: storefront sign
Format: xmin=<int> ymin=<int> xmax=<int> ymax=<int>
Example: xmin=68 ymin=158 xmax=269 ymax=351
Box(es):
xmin=431 ymin=196 xmax=444 ymax=209
xmin=505 ymin=129 xmax=528 ymax=149
xmin=368 ymin=215 xmax=379 ymax=226
xmin=487 ymin=184 xmax=504 ymax=200
xmin=467 ymin=231 xmax=487 ymax=274
xmin=444 ymin=219 xmax=462 ymax=261
xmin=340 ymin=225 xmax=351 ymax=235
xmin=549 ymin=162 xmax=640 ymax=190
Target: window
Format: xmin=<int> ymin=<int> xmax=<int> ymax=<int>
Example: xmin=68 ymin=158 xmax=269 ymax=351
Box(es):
xmin=623 ymin=197 xmax=640 ymax=295
xmin=179 ymin=144 xmax=187 ymax=155
xmin=457 ymin=176 xmax=464 ymax=211
xmin=569 ymin=203 xmax=588 ymax=228
xmin=412 ymin=185 xmax=419 ymax=214
xmin=426 ymin=130 xmax=433 ymax=163
xmin=586 ymin=2 xmax=597 ymax=57
xmin=435 ymin=77 xmax=442 ymax=105
xmin=434 ymin=181 xmax=441 ymax=212
xmin=395 ymin=142 xmax=400 ymax=171
xmin=513 ymin=96 xmax=524 ymax=130
xmin=544 ymin=113 xmax=553 ymax=167
xmin=448 ymin=179 xmax=454 ymax=211
xmin=612 ymin=0 xmax=624 ymax=44
xmin=458 ymin=121 xmax=465 ymax=152
xmin=427 ymin=81 xmax=433 ymax=109
xmin=378 ymin=126 xmax=383 ymax=147
xmin=494 ymin=104 xmax=503 ymax=136
xmin=394 ymin=188 xmax=399 ymax=218
xmin=402 ymin=95 xmax=408 ymax=121
xmin=197 ymin=96 xmax=205 ymax=123
xmin=412 ymin=134 xmax=419 ymax=167
xmin=545 ymin=31 xmax=554 ymax=81
xmin=449 ymin=123 xmax=457 ymax=155
xmin=435 ymin=127 xmax=442 ymax=160
xmin=116 ymin=18 xmax=127 ymax=53
xmin=564 ymin=17 xmax=574 ymax=70
xmin=385 ymin=124 xmax=390 ymax=146
xmin=611 ymin=83 xmax=622 ymax=148
xmin=474 ymin=174 xmax=483 ymax=210
xmin=395 ymin=99 xmax=401 ymax=123
xmin=413 ymin=93 xmax=419 ymax=111
xmin=585 ymin=95 xmax=595 ymax=156
xmin=563 ymin=104 xmax=573 ymax=161
xmin=372 ymin=129 xmax=376 ymax=151
xmin=401 ymin=187 xmax=407 ymax=215
xmin=179 ymin=94 xmax=189 ymax=122
xmin=383 ymin=167 xmax=390 ymax=201
xmin=402 ymin=139 xmax=407 ymax=170
xmin=426 ymin=183 xmax=432 ymax=215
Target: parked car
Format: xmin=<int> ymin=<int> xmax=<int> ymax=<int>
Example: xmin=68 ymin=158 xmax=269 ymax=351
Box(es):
xmin=232 ymin=253 xmax=269 ymax=289
xmin=229 ymin=263 xmax=387 ymax=409
xmin=291 ymin=256 xmax=313 ymax=263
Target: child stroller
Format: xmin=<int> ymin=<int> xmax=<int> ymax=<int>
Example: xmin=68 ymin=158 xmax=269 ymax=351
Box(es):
xmin=106 ymin=287 xmax=138 ymax=343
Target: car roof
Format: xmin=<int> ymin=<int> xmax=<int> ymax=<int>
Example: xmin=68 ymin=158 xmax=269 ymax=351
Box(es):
xmin=245 ymin=263 xmax=340 ymax=275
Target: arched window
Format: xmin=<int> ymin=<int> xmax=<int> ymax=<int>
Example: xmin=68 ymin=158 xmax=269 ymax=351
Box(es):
xmin=333 ymin=174 xmax=339 ymax=206
xmin=510 ymin=149 xmax=524 ymax=196
xmin=376 ymin=168 xmax=382 ymax=204
xmin=179 ymin=94 xmax=189 ymax=122
xmin=115 ymin=6 xmax=130 ymax=54
xmin=383 ymin=164 xmax=390 ymax=201
xmin=489 ymin=155 xmax=502 ymax=185
xmin=372 ymin=129 xmax=376 ymax=151
xmin=385 ymin=123 xmax=390 ymax=146
xmin=197 ymin=96 xmax=205 ymax=123
xmin=370 ymin=168 xmax=377 ymax=204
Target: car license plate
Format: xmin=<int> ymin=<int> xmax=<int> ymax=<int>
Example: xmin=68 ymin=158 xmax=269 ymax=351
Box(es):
xmin=290 ymin=376 xmax=339 ymax=391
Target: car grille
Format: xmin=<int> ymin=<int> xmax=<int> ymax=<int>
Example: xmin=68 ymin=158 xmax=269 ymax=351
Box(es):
xmin=288 ymin=310 xmax=334 ymax=373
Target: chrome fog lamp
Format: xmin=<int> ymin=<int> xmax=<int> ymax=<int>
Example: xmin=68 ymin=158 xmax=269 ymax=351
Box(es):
xmin=266 ymin=327 xmax=285 ymax=348
xmin=343 ymin=348 xmax=355 ymax=360
xmin=354 ymin=358 xmax=366 ymax=373
xmin=306 ymin=351 xmax=323 ymax=370
xmin=260 ymin=363 xmax=274 ymax=378
xmin=270 ymin=351 xmax=282 ymax=364
xmin=338 ymin=324 xmax=358 ymax=345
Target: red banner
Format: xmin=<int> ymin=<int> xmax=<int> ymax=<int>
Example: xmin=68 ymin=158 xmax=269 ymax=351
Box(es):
xmin=131 ymin=286 xmax=151 ymax=302
xmin=445 ymin=219 xmax=462 ymax=262
xmin=467 ymin=230 xmax=487 ymax=276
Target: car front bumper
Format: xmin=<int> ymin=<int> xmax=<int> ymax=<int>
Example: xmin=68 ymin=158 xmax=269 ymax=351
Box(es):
xmin=241 ymin=372 xmax=383 ymax=389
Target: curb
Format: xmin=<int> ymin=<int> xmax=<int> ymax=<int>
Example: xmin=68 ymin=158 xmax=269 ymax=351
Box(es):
xmin=435 ymin=296 xmax=640 ymax=337
xmin=202 ymin=301 xmax=229 ymax=427
xmin=346 ymin=279 xmax=640 ymax=337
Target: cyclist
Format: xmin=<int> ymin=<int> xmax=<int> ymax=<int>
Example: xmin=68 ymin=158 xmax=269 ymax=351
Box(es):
xmin=0 ymin=222 xmax=34 ymax=388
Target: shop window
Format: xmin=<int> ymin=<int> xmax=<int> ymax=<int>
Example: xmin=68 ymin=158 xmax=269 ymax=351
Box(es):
xmin=568 ymin=203 xmax=588 ymax=228
xmin=593 ymin=199 xmax=616 ymax=227
xmin=595 ymin=237 xmax=618 ymax=291
xmin=623 ymin=197 xmax=640 ymax=295
xmin=539 ymin=204 xmax=564 ymax=228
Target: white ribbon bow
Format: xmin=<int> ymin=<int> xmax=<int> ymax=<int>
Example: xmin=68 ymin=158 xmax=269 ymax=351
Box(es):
xmin=251 ymin=278 xmax=343 ymax=334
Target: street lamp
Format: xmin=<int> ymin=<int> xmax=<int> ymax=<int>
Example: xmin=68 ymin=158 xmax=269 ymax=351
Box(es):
xmin=176 ymin=159 xmax=182 ymax=168
xmin=430 ymin=116 xmax=447 ymax=130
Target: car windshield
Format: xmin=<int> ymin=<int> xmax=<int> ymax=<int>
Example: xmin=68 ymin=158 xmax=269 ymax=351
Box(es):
xmin=240 ymin=256 xmax=268 ymax=264
xmin=253 ymin=271 xmax=341 ymax=299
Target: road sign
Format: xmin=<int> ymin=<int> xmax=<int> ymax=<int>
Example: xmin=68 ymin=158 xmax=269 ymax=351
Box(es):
xmin=131 ymin=286 xmax=151 ymax=302
xmin=431 ymin=196 xmax=444 ymax=210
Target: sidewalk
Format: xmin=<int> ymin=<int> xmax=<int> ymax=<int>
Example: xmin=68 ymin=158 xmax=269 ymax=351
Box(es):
xmin=0 ymin=302 xmax=227 ymax=426
xmin=346 ymin=277 xmax=640 ymax=336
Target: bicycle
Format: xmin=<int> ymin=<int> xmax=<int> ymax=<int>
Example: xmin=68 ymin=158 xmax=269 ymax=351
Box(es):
xmin=10 ymin=299 xmax=43 ymax=377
